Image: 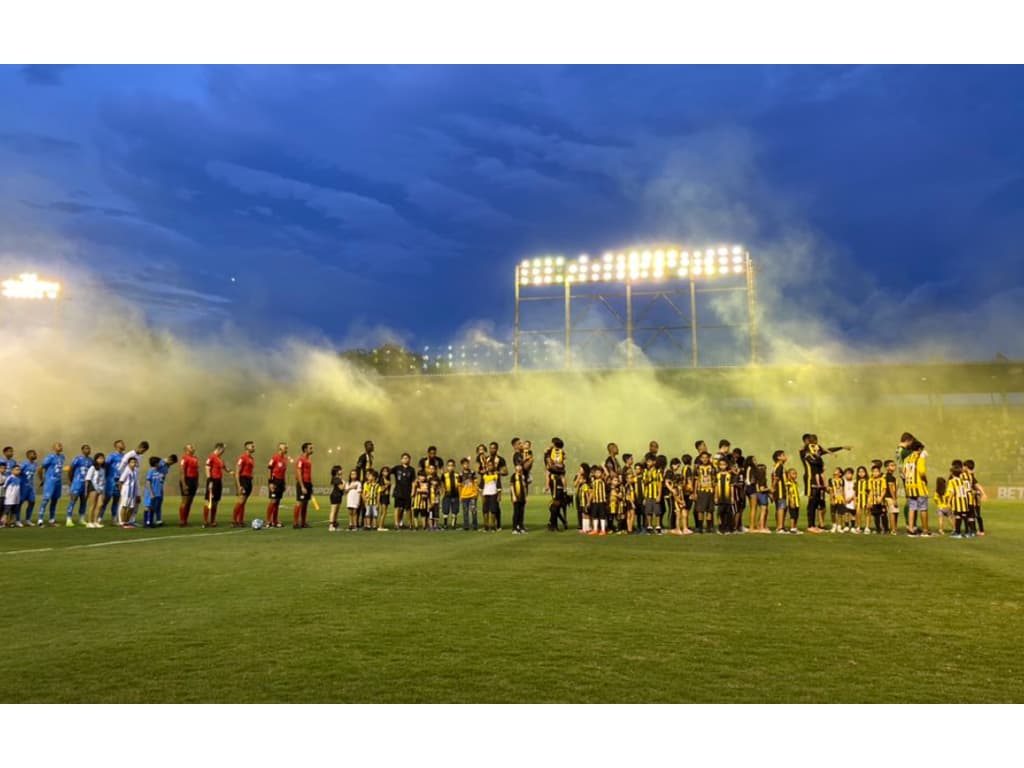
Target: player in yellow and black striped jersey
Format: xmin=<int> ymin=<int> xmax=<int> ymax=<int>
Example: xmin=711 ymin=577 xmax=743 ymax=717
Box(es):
xmin=963 ymin=459 xmax=985 ymax=535
xmin=693 ymin=452 xmax=715 ymax=533
xmin=363 ymin=472 xmax=382 ymax=530
xmin=883 ymin=460 xmax=900 ymax=534
xmin=945 ymin=462 xmax=975 ymax=537
xmin=784 ymin=469 xmax=802 ymax=533
xmin=412 ymin=471 xmax=430 ymax=529
xmin=828 ymin=469 xmax=844 ymax=532
xmin=714 ymin=457 xmax=734 ymax=533
xmin=854 ymin=466 xmax=871 ymax=534
xmin=868 ymin=465 xmax=887 ymax=533
xmin=574 ymin=463 xmax=591 ymax=533
xmin=510 ymin=463 xmax=529 ymax=534
xmin=588 ymin=466 xmax=610 ymax=535
xmin=609 ymin=474 xmax=625 ymax=534
xmin=641 ymin=456 xmax=665 ymax=534
xmin=624 ymin=469 xmax=639 ymax=533
xmin=771 ymin=450 xmax=789 ymax=533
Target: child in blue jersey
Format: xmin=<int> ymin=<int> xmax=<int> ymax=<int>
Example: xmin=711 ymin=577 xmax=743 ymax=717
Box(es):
xmin=99 ymin=440 xmax=125 ymax=525
xmin=37 ymin=442 xmax=66 ymax=526
xmin=64 ymin=444 xmax=92 ymax=527
xmin=144 ymin=456 xmax=166 ymax=528
xmin=18 ymin=450 xmax=38 ymax=525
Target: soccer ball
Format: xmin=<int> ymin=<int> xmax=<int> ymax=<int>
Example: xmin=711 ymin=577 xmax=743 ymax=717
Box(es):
xmin=251 ymin=518 xmax=265 ymax=530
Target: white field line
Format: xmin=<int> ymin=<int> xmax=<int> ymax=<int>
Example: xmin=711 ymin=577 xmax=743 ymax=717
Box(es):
xmin=0 ymin=529 xmax=246 ymax=556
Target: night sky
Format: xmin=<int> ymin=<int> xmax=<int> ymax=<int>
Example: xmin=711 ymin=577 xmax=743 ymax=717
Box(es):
xmin=2 ymin=65 xmax=1022 ymax=358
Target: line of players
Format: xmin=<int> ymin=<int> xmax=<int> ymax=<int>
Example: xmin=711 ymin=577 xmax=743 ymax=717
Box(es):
xmin=0 ymin=433 xmax=987 ymax=538
xmin=556 ymin=436 xmax=985 ymax=538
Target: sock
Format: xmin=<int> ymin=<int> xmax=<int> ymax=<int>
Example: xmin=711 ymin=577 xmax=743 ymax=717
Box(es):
xmin=600 ymin=519 xmax=606 ymax=532
xmin=582 ymin=518 xmax=591 ymax=533
xmin=293 ymin=504 xmax=301 ymax=526
xmin=300 ymin=505 xmax=308 ymax=526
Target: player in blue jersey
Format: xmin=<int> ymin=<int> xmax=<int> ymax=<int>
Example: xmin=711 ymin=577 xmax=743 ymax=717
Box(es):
xmin=2 ymin=446 xmax=16 ymax=473
xmin=144 ymin=456 xmax=166 ymax=528
xmin=99 ymin=439 xmax=126 ymax=525
xmin=17 ymin=449 xmax=38 ymax=525
xmin=37 ymin=442 xmax=65 ymax=526
xmin=64 ymin=444 xmax=92 ymax=527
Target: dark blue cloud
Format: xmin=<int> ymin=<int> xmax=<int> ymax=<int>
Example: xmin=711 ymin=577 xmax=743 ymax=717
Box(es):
xmin=19 ymin=64 xmax=73 ymax=86
xmin=0 ymin=64 xmax=1022 ymax=358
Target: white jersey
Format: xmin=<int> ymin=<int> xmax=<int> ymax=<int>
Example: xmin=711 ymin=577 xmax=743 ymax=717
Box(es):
xmin=4 ymin=475 xmax=21 ymax=506
xmin=85 ymin=465 xmax=106 ymax=490
xmin=346 ymin=481 xmax=362 ymax=509
xmin=119 ymin=463 xmax=140 ymax=505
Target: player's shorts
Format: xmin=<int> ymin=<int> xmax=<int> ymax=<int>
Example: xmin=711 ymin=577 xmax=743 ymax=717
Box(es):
xmin=207 ymin=478 xmax=223 ymax=502
xmin=86 ymin=481 xmax=102 ymax=495
xmin=296 ymin=484 xmax=311 ymax=502
xmin=42 ymin=480 xmax=62 ymax=499
xmin=329 ymin=491 xmax=344 ymax=505
xmin=907 ymin=496 xmax=927 ymax=513
xmin=268 ymin=479 xmax=285 ymax=501
xmin=643 ymin=499 xmax=660 ymax=518
xmin=70 ymin=484 xmax=86 ymax=497
xmin=694 ymin=491 xmax=714 ymax=515
xmin=379 ymin=492 xmax=390 ymax=506
xmin=756 ymin=492 xmax=770 ymax=506
xmin=238 ymin=476 xmax=253 ymax=497
xmin=590 ymin=502 xmax=608 ymax=521
xmin=366 ymin=504 xmax=379 ymax=519
xmin=937 ymin=506 xmax=952 ymax=518
xmin=413 ymin=507 xmax=427 ymax=518
xmin=21 ymin=486 xmax=35 ymax=502
xmin=183 ymin=477 xmax=199 ymax=497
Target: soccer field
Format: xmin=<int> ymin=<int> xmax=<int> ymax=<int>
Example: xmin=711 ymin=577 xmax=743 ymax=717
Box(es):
xmin=2 ymin=498 xmax=1021 ymax=703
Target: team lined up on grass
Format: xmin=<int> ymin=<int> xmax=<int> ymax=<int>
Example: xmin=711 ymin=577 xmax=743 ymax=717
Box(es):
xmin=0 ymin=432 xmax=987 ymax=538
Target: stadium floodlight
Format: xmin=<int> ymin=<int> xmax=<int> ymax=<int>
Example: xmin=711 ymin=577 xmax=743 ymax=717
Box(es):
xmin=2 ymin=273 xmax=61 ymax=300
xmin=516 ymin=243 xmax=749 ymax=285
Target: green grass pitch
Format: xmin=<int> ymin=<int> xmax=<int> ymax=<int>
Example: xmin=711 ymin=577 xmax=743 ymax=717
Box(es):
xmin=2 ymin=498 xmax=1021 ymax=702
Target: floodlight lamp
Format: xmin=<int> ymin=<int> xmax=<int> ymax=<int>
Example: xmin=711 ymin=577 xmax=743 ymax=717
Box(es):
xmin=555 ymin=256 xmax=565 ymax=265
xmin=653 ymin=268 xmax=664 ymax=279
xmin=603 ymin=252 xmax=614 ymax=262
xmin=719 ymin=257 xmax=728 ymax=265
xmin=544 ymin=266 xmax=553 ymax=275
xmin=543 ymin=276 xmax=553 ymax=284
xmin=639 ymin=270 xmax=649 ymax=279
xmin=555 ymin=275 xmax=564 ymax=283
xmin=681 ymin=251 xmax=689 ymax=261
xmin=579 ymin=254 xmax=589 ymax=263
xmin=678 ymin=267 xmax=688 ymax=277
xmin=717 ymin=247 xmax=728 ymax=256
xmin=629 ymin=251 xmax=639 ymax=263
xmin=568 ymin=264 xmax=578 ymax=274
xmin=733 ymin=265 xmax=744 ymax=274
xmin=667 ymin=249 xmax=678 ymax=259
xmin=706 ymin=265 xmax=716 ymax=275
xmin=694 ymin=265 xmax=703 ymax=274
xmin=732 ymin=246 xmax=743 ymax=256
xmin=654 ymin=249 xmax=664 ymax=259
xmin=544 ymin=257 xmax=553 ymax=266
xmin=578 ymin=274 xmax=588 ymax=282
xmin=705 ymin=249 xmax=716 ymax=258
xmin=521 ymin=259 xmax=531 ymax=268
xmin=533 ymin=258 xmax=542 ymax=266
xmin=520 ymin=277 xmax=530 ymax=285
xmin=732 ymin=255 xmax=743 ymax=264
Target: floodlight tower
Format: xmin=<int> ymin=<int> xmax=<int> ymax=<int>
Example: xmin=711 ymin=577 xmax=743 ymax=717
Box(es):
xmin=512 ymin=245 xmax=757 ymax=371
xmin=2 ymin=273 xmax=65 ymax=330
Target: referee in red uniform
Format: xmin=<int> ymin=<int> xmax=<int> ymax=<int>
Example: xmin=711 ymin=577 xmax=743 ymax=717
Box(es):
xmin=293 ymin=442 xmax=314 ymax=529
xmin=203 ymin=443 xmax=230 ymax=528
xmin=178 ymin=444 xmax=200 ymax=526
xmin=265 ymin=442 xmax=288 ymax=528
xmin=232 ymin=441 xmax=255 ymax=527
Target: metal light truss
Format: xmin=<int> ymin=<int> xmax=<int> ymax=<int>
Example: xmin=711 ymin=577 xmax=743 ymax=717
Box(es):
xmin=513 ymin=244 xmax=757 ymax=370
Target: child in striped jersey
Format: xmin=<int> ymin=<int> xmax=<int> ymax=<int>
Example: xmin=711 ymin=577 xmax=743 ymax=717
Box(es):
xmin=854 ymin=466 xmax=871 ymax=534
xmin=363 ymin=470 xmax=381 ymax=530
xmin=828 ymin=468 xmax=844 ymax=533
xmin=934 ymin=475 xmax=950 ymax=535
